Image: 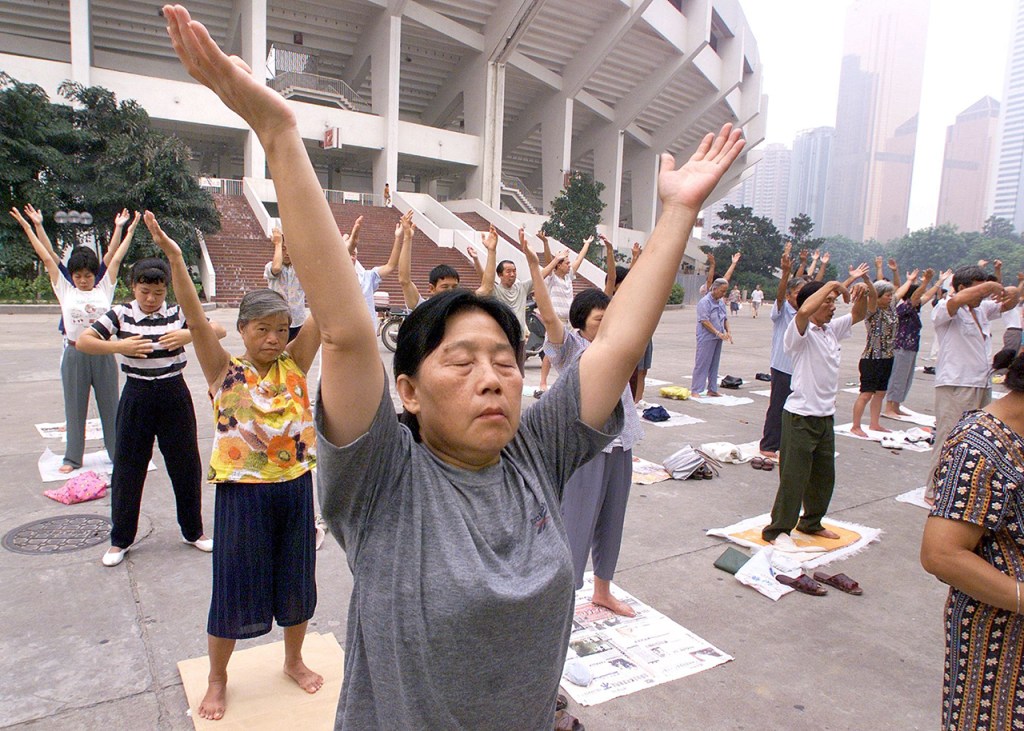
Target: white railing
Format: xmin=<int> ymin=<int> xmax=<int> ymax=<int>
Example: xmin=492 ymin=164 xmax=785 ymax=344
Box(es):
xmin=323 ymin=189 xmax=383 ymax=207
xmin=242 ymin=178 xmax=276 ymax=237
xmin=195 ymin=229 xmax=216 ymax=301
xmin=268 ymin=71 xmax=372 ymax=113
xmin=198 ymin=177 xmax=244 ymax=196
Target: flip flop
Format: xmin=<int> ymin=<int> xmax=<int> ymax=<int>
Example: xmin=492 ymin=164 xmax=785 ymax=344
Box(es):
xmin=776 ymin=574 xmax=828 ymax=596
xmin=554 ymin=709 xmax=586 ymax=731
xmin=813 ymin=571 xmax=863 ymax=595
xmin=751 ymin=456 xmax=766 ymax=469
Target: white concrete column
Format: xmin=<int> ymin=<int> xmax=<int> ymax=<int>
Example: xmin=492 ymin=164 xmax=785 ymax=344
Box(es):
xmin=69 ymin=0 xmax=91 ymax=85
xmin=541 ymin=97 xmax=574 ymax=213
xmin=372 ymin=15 xmax=401 ymax=201
xmin=593 ymin=126 xmax=624 ymax=242
xmin=242 ymin=0 xmax=267 ymax=179
xmin=464 ymin=60 xmax=505 ymax=208
xmin=625 ymin=148 xmax=659 ymax=234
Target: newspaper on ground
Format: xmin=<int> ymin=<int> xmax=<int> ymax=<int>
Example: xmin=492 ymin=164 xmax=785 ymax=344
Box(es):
xmin=631 ymin=456 xmax=672 ymax=485
xmin=35 ymin=419 xmax=104 ymax=442
xmin=641 ymin=409 xmax=704 ymax=429
xmin=688 ymin=394 xmax=753 ymax=407
xmin=561 ymin=574 xmax=732 ymax=706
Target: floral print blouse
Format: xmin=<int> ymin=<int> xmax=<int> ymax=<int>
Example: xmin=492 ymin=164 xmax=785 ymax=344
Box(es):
xmin=861 ymin=304 xmax=898 ymax=360
xmin=208 ymin=354 xmax=315 ymax=483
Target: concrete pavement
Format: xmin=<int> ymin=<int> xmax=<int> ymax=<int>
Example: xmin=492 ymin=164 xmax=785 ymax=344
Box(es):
xmin=0 ymin=302 xmax=985 ymax=730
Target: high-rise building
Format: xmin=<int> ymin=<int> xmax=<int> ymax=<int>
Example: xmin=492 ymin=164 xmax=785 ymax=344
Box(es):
xmin=990 ymin=0 xmax=1024 ymax=232
xmin=824 ymin=0 xmax=930 ymax=243
xmin=704 ymin=143 xmax=791 ymax=234
xmin=787 ymin=127 xmax=834 ymax=235
xmin=937 ymin=97 xmax=1000 ymax=232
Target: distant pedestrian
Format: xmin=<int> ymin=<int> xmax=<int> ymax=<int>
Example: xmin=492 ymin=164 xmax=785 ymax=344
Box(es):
xmin=750 ymin=285 xmax=764 ymax=318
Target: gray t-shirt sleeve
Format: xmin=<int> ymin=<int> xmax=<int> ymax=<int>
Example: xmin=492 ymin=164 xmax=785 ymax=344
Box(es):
xmin=518 ymin=358 xmax=624 ymax=497
xmin=315 ymin=377 xmax=409 ymax=564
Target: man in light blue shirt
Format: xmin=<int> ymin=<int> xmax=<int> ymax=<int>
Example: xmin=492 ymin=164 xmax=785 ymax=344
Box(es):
xmin=759 ymin=245 xmax=800 ymax=458
xmin=692 ymin=277 xmax=731 ymax=396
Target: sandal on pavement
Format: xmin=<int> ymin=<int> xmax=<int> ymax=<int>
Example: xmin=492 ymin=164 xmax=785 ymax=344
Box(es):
xmin=554 ymin=709 xmax=585 ymax=731
xmin=751 ymin=456 xmax=766 ymax=470
xmin=760 ymin=459 xmax=775 ymax=471
xmin=813 ymin=571 xmax=863 ymax=595
xmin=776 ymin=574 xmax=828 ymax=596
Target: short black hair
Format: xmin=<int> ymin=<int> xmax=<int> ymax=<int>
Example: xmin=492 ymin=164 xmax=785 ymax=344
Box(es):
xmin=130 ymin=257 xmax=170 ymax=286
xmin=66 ymin=246 xmax=99 ymax=276
xmin=614 ymin=265 xmax=630 ymax=286
xmin=569 ymin=288 xmax=610 ymax=330
xmin=497 ymin=260 xmax=515 ymax=276
xmin=952 ymin=265 xmax=988 ymax=292
xmin=796 ymin=280 xmax=826 ymax=308
xmin=393 ymin=290 xmax=522 ymax=440
xmin=428 ymin=264 xmax=460 ymax=286
xmin=993 ymin=347 xmax=1024 ymax=393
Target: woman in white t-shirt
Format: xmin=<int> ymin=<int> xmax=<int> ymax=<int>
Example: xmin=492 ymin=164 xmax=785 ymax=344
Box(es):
xmin=11 ymin=206 xmax=137 ymax=472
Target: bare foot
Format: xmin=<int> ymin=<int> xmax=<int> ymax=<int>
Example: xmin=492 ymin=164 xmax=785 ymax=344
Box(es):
xmin=592 ymin=593 xmax=636 ymax=617
xmin=759 ymin=450 xmax=779 ymax=460
xmin=59 ymin=464 xmax=75 ymax=474
xmin=849 ymin=427 xmax=868 ymax=438
xmin=806 ymin=528 xmax=840 ymax=540
xmin=869 ymin=424 xmax=891 ymax=433
xmin=198 ymin=679 xmax=227 ymax=721
xmin=284 ymin=660 xmax=324 ymax=694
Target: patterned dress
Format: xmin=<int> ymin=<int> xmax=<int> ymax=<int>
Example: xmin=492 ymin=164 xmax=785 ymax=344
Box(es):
xmin=931 ymin=410 xmax=1024 ymax=731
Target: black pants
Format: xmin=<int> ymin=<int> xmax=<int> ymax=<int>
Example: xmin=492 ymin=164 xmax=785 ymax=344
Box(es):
xmin=759 ymin=368 xmax=793 ymax=453
xmin=109 ymin=375 xmax=204 ymax=548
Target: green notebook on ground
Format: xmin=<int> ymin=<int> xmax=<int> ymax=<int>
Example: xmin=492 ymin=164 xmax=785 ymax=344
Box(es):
xmin=713 ymin=547 xmax=751 ymax=575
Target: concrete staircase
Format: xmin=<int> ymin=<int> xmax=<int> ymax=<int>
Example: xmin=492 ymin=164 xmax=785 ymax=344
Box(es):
xmin=202 ymin=194 xmax=483 ymax=307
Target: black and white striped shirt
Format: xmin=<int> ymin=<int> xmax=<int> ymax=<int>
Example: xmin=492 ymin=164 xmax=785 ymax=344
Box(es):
xmin=91 ymin=301 xmax=190 ymax=380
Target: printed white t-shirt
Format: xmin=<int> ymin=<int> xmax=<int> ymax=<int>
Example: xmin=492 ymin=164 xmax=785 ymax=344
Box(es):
xmin=54 ymin=275 xmax=115 ymax=343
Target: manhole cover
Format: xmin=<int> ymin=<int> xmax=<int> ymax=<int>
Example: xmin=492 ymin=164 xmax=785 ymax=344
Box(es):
xmin=2 ymin=515 xmax=111 ymax=555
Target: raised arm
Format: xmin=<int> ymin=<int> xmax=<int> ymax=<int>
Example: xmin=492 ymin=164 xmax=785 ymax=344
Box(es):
xmin=893 ymin=269 xmax=918 ymax=303
xmin=536 ymin=236 xmax=561 ymax=282
xmin=374 ymin=212 xmax=406 ymax=279
xmin=572 ymin=236 xmax=592 ymax=274
xmin=775 ymin=242 xmax=793 ymax=307
xmin=103 ymin=209 xmax=128 ymax=268
xmin=795 ymin=249 xmax=808 ymax=278
xmin=806 ymin=250 xmax=820 ymax=279
xmin=164 ymin=4 xmax=381 ymax=446
xmin=106 ymin=211 xmax=140 ymax=283
xmin=522 ymin=229 xmax=564 ymax=347
xmin=397 ymin=213 xmax=422 ymax=309
xmin=269 ymin=225 xmax=284 ymax=275
xmin=577 ymin=124 xmax=743 ymax=429
xmin=843 ymin=262 xmax=869 ymax=289
xmin=474 ymin=226 xmax=498 ymax=297
xmin=814 ymin=251 xmax=830 ymax=282
xmin=888 ymin=257 xmax=901 ymax=288
xmin=704 ymin=251 xmax=716 ymax=293
xmin=144 ymin=212 xmax=231 ymax=387
xmin=602 ymin=235 xmax=617 ymax=297
xmin=629 ymin=241 xmax=640 ymax=269
xmin=539 ymin=229 xmax=552 ymax=266
xmin=343 ymin=215 xmax=363 ymax=258
xmin=945 ymin=281 xmax=1005 ymax=317
xmin=910 ymin=269 xmax=934 ymax=307
xmin=10 ymin=207 xmax=60 ymax=285
xmin=722 ymin=251 xmax=740 ymax=282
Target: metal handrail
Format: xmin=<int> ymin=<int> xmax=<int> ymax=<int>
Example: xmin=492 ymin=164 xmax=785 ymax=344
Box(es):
xmin=268 ymin=71 xmax=372 ymax=113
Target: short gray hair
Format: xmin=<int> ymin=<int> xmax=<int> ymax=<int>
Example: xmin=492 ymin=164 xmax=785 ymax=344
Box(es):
xmin=786 ymin=277 xmax=806 ymax=293
xmin=712 ymin=278 xmax=729 ymax=289
xmin=873 ymin=280 xmax=895 ymax=297
xmin=238 ymin=289 xmax=290 ymax=329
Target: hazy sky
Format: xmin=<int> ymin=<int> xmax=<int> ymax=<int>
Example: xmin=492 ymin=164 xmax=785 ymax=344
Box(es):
xmin=740 ymin=0 xmax=1014 ymax=232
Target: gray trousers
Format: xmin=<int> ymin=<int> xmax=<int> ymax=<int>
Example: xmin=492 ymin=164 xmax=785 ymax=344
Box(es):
xmin=561 ymin=447 xmax=632 ymax=590
xmin=691 ymin=339 xmax=723 ymax=394
xmin=926 ymin=385 xmax=991 ymax=499
xmin=60 ymin=345 xmax=119 ymax=468
xmin=1005 ymin=327 xmax=1022 ymax=354
xmin=885 ymin=348 xmax=918 ymax=404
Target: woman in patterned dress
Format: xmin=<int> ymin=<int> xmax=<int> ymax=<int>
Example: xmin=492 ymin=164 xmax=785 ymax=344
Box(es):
xmin=921 ymin=347 xmax=1024 ymax=731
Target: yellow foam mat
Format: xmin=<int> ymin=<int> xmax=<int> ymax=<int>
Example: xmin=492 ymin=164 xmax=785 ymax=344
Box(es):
xmin=177 ymin=632 xmax=344 ymax=730
xmin=733 ymin=520 xmax=862 ymax=551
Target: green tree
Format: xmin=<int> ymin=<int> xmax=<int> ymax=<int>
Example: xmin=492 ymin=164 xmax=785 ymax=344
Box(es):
xmin=0 ymin=74 xmax=219 ymax=277
xmin=982 ymin=215 xmax=1017 ymax=241
xmin=888 ymin=224 xmax=973 ymax=273
xmin=703 ymin=204 xmax=783 ymax=284
xmin=542 ymin=172 xmax=605 ymax=262
xmin=787 ymin=213 xmax=825 ymax=251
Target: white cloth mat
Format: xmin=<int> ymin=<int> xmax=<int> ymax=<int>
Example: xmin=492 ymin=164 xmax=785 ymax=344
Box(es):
xmin=895 ymin=486 xmax=932 ymax=509
xmin=834 ymin=423 xmax=932 ymax=452
xmin=37 ymin=447 xmax=155 ymax=483
xmin=880 ymin=408 xmax=935 ymax=428
xmin=689 ymin=394 xmax=753 ymax=406
xmin=642 ymin=409 xmax=705 ymax=429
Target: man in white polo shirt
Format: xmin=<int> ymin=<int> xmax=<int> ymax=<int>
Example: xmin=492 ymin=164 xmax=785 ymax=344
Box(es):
xmin=926 ymin=265 xmax=1020 ymax=500
xmin=761 ymin=277 xmax=873 ymax=544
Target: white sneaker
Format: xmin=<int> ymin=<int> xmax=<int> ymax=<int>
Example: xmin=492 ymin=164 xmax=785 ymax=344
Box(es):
xmin=183 ymin=536 xmax=214 ymax=552
xmin=102 ymin=547 xmax=127 ymax=567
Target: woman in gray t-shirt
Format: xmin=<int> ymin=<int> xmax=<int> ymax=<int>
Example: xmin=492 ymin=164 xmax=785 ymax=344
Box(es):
xmin=163 ymin=9 xmax=743 ymax=725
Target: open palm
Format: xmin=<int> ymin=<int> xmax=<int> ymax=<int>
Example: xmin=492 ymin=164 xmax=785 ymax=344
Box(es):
xmin=658 ymin=124 xmax=744 ymax=211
